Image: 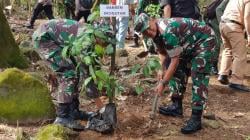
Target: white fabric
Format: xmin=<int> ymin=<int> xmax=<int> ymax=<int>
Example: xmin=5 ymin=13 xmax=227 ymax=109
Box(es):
xmin=38 ymin=0 xmax=52 ymax=5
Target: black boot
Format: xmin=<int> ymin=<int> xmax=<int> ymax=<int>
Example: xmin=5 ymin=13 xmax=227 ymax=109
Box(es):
xmin=218 ymin=75 xmax=229 ymax=85
xmin=159 ymin=98 xmax=183 ymax=117
xmin=70 ymin=98 xmax=94 ymax=121
xmin=54 ymin=103 xmax=85 ymax=130
xmin=181 ymin=110 xmax=202 ymax=134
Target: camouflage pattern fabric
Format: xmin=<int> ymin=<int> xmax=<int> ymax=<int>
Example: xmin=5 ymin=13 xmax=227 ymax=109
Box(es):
xmin=33 ymin=19 xmax=99 ymax=103
xmin=157 ymin=18 xmax=217 ymax=110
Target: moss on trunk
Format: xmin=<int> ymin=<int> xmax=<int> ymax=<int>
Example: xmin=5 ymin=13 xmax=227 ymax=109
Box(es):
xmin=0 ymin=6 xmax=28 ymax=68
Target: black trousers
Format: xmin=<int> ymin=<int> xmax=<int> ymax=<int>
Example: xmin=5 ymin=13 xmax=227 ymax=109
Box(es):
xmin=65 ymin=3 xmax=75 ymax=19
xmin=30 ymin=3 xmax=54 ymax=25
xmin=75 ymin=10 xmax=90 ymax=22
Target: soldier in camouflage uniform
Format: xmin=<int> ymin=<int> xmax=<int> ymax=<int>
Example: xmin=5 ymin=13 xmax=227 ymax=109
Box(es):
xmin=134 ymin=13 xmax=217 ymax=134
xmin=33 ymin=19 xmax=104 ymax=130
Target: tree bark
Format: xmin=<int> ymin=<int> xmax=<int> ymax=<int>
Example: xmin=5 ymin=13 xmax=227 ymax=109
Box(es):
xmin=0 ymin=6 xmax=28 ymax=68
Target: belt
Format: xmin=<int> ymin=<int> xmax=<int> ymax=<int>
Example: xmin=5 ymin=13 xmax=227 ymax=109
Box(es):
xmin=221 ymin=19 xmax=243 ymax=27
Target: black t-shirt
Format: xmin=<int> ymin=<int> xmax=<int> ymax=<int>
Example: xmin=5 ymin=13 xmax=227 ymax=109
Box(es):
xmin=160 ymin=0 xmax=201 ymax=20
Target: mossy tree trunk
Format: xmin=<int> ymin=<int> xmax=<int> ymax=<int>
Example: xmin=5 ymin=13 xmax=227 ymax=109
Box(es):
xmin=0 ymin=5 xmax=28 ymax=68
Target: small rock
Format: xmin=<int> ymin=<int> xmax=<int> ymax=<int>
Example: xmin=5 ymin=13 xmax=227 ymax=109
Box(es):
xmin=203 ymin=112 xmax=216 ymax=120
xmin=0 ymin=68 xmax=55 ymax=124
xmin=234 ymin=112 xmax=245 ymax=118
xmin=119 ymin=68 xmax=131 ymax=73
xmin=19 ymin=40 xmax=32 ymax=48
xmin=35 ymin=124 xmax=78 ymax=140
xmin=20 ymin=48 xmax=41 ymax=63
xmin=141 ymin=78 xmax=157 ymax=84
xmin=116 ymin=95 xmax=128 ymax=101
xmin=203 ymin=119 xmax=220 ymax=129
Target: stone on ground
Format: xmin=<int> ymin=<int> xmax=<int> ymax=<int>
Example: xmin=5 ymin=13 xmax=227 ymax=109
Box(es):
xmin=35 ymin=124 xmax=77 ymax=140
xmin=0 ymin=68 xmax=55 ymax=124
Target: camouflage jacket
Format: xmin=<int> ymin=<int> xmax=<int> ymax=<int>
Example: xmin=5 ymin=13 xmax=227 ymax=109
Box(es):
xmin=156 ymin=18 xmax=215 ymax=58
xmin=32 ymin=19 xmax=83 ymax=71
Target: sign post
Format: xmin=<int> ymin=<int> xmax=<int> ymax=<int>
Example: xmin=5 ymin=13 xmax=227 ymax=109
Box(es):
xmin=100 ymin=4 xmax=129 ymax=102
xmin=100 ymin=4 xmax=129 ymax=17
xmin=100 ymin=4 xmax=129 ymax=74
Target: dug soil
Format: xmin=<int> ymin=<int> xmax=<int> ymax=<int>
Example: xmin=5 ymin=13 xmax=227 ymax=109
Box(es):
xmin=78 ymin=46 xmax=250 ymax=140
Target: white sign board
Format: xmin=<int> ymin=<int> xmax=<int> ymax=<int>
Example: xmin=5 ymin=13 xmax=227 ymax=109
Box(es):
xmin=100 ymin=4 xmax=129 ymax=17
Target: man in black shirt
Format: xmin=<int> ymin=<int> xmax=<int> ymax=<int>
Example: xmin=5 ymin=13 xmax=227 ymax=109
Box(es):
xmin=160 ymin=0 xmax=201 ymax=19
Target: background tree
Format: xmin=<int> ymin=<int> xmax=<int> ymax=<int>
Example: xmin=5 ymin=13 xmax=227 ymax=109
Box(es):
xmin=0 ymin=5 xmax=28 ymax=68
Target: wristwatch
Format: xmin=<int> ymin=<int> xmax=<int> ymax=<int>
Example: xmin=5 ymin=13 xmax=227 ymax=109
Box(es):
xmin=159 ymin=80 xmax=168 ymax=87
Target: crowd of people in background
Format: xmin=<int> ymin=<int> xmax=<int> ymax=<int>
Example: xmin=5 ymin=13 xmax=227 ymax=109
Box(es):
xmin=26 ymin=0 xmax=250 ymax=135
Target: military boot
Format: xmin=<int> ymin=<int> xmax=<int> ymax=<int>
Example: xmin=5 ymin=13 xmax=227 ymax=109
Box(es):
xmin=54 ymin=103 xmax=85 ymax=130
xmin=159 ymin=98 xmax=183 ymax=117
xmin=181 ymin=110 xmax=202 ymax=134
xmin=70 ymin=98 xmax=94 ymax=121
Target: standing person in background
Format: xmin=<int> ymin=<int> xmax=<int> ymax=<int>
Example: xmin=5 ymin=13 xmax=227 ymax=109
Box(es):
xmin=160 ymin=0 xmax=201 ymax=19
xmin=25 ymin=0 xmax=54 ymax=29
xmin=64 ymin=0 xmax=76 ymax=19
xmin=115 ymin=0 xmax=134 ymax=49
xmin=217 ymin=0 xmax=250 ymax=92
xmin=216 ymin=0 xmax=229 ymax=23
xmin=75 ymin=0 xmax=93 ymax=22
xmin=203 ymin=0 xmax=229 ymax=75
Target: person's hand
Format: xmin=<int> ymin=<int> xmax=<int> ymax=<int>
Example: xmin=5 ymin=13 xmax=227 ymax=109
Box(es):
xmin=155 ymin=82 xmax=164 ymax=96
xmin=157 ymin=70 xmax=163 ymax=81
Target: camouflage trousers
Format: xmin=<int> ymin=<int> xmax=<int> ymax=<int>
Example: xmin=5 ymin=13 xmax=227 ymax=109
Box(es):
xmin=167 ymin=38 xmax=216 ymax=110
xmin=49 ymin=58 xmax=99 ymax=104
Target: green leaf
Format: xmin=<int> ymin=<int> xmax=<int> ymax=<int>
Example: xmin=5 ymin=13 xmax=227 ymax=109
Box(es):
xmin=94 ymin=45 xmax=105 ymax=56
xmin=135 ymin=86 xmax=144 ymax=95
xmin=89 ymin=65 xmax=96 ymax=82
xmin=95 ymin=70 xmax=109 ymax=81
xmin=97 ymin=81 xmax=104 ymax=90
xmin=82 ymin=40 xmax=93 ymax=47
xmin=83 ymin=56 xmax=92 ymax=65
xmin=85 ymin=28 xmax=95 ymax=34
xmin=94 ymin=30 xmax=107 ymax=41
xmin=106 ymin=44 xmax=114 ymax=55
xmin=148 ymin=59 xmax=161 ymax=70
xmin=143 ymin=66 xmax=150 ymax=77
xmin=131 ymin=64 xmax=141 ymax=75
xmin=84 ymin=77 xmax=92 ymax=86
xmin=61 ymin=45 xmax=70 ymax=58
xmin=87 ymin=10 xmax=100 ymax=23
